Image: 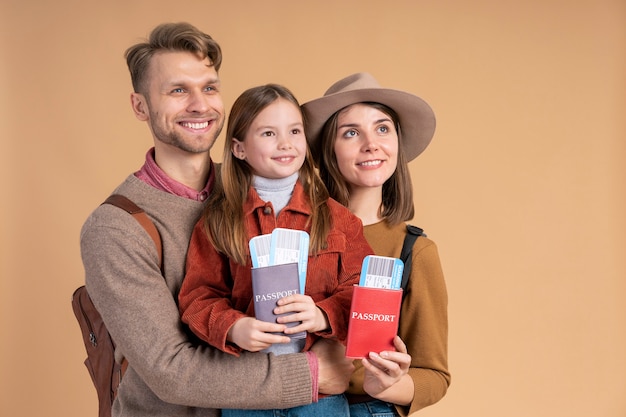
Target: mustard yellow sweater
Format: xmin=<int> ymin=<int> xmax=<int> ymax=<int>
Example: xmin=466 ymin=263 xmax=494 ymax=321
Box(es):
xmin=347 ymin=221 xmax=450 ymax=416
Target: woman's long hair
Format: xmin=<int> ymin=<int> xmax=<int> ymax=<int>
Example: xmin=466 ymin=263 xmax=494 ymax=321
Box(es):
xmin=204 ymin=84 xmax=331 ymax=265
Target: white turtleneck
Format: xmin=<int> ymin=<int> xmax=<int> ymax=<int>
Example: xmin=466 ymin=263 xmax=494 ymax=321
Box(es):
xmin=253 ymin=172 xmax=298 ymax=216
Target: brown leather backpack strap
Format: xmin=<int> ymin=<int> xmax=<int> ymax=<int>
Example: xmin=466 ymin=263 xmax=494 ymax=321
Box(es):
xmin=102 ymin=194 xmax=163 ymax=269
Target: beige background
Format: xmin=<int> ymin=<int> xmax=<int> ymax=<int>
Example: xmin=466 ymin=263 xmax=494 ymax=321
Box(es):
xmin=1 ymin=1 xmax=625 ymax=416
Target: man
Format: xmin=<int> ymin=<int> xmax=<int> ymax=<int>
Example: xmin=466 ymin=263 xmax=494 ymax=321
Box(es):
xmin=80 ymin=22 xmax=352 ymax=417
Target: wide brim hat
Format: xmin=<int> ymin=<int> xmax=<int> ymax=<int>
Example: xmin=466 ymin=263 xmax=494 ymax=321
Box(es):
xmin=302 ymin=72 xmax=436 ymax=161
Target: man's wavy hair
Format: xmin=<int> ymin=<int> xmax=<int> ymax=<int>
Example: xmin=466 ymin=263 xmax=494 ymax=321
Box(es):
xmin=124 ymin=22 xmax=222 ymax=94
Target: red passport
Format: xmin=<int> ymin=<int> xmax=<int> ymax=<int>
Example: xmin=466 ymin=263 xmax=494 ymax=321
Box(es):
xmin=345 ymin=286 xmax=403 ymax=358
xmin=251 ymin=262 xmax=306 ymax=339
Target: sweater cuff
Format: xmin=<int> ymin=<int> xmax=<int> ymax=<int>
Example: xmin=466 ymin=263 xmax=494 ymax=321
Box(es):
xmin=306 ymin=351 xmax=319 ymax=402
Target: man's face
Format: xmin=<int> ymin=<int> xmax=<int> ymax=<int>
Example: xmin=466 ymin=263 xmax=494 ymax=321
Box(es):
xmin=131 ymin=51 xmax=225 ymax=155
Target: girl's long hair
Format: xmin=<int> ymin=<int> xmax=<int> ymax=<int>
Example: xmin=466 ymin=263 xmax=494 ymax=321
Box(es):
xmin=204 ymin=84 xmax=331 ymax=265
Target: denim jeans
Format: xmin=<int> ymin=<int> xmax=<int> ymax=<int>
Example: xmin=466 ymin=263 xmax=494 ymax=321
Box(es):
xmin=349 ymin=399 xmax=398 ymax=417
xmin=221 ymin=394 xmax=349 ymax=417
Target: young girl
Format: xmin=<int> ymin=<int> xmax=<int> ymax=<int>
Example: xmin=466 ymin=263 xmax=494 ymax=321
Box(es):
xmin=178 ymin=84 xmax=373 ymax=416
xmin=302 ymin=73 xmax=450 ymax=416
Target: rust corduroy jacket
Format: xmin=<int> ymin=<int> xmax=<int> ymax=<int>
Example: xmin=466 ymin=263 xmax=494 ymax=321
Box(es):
xmin=179 ymin=181 xmax=374 ymax=355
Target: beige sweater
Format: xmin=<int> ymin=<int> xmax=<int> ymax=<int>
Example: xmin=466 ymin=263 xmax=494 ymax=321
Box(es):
xmin=80 ymin=175 xmax=312 ymax=417
xmin=347 ymin=221 xmax=450 ymax=416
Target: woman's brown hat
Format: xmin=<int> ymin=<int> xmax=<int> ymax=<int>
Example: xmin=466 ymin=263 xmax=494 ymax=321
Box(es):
xmin=301 ymin=72 xmax=436 ymax=161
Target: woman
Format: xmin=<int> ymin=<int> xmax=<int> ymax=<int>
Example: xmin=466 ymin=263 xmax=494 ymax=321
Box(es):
xmin=302 ymin=73 xmax=450 ymax=416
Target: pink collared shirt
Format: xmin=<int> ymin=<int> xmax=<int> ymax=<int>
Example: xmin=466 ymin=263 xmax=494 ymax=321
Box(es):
xmin=134 ymin=148 xmax=214 ymax=201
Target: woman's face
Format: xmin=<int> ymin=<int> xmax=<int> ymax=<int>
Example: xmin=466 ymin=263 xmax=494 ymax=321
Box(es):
xmin=333 ymin=103 xmax=399 ymax=192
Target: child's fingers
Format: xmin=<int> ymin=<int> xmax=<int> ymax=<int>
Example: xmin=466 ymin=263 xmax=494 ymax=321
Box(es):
xmin=255 ymin=319 xmax=288 ymax=335
xmin=275 ymin=293 xmax=312 ymax=307
xmin=283 ymin=322 xmax=309 ymax=335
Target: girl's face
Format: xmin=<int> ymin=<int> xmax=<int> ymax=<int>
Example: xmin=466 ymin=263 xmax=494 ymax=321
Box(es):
xmin=232 ymin=98 xmax=307 ymax=179
xmin=333 ymin=103 xmax=399 ymax=191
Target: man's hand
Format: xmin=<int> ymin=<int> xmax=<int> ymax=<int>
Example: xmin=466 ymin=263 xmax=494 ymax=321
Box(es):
xmin=310 ymin=338 xmax=354 ymax=395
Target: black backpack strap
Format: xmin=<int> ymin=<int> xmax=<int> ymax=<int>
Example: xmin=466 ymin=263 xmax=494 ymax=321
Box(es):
xmin=399 ymin=225 xmax=425 ymax=294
